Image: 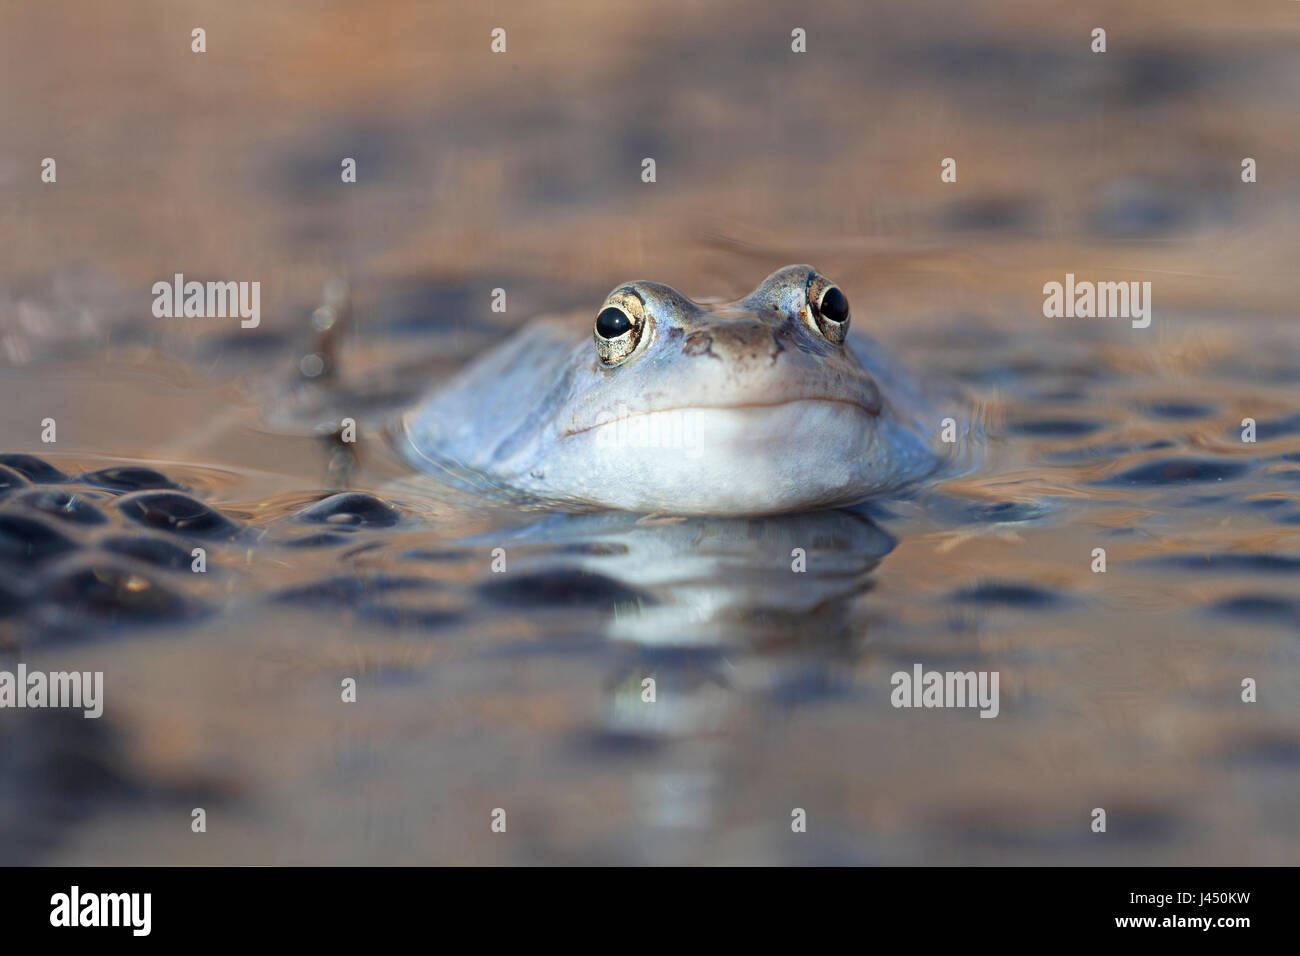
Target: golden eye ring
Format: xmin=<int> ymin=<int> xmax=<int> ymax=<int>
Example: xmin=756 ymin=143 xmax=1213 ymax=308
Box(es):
xmin=804 ymin=275 xmax=850 ymax=346
xmin=593 ymin=289 xmax=650 ymax=366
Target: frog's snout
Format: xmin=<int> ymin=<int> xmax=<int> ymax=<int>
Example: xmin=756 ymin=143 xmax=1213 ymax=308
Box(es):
xmin=679 ymin=319 xmax=786 ymax=366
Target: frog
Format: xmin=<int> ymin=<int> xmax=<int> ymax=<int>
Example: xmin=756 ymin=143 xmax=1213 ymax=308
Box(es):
xmin=399 ymin=265 xmax=962 ymax=516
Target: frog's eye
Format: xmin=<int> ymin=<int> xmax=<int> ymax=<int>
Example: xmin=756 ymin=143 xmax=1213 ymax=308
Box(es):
xmin=593 ymin=291 xmax=649 ymax=366
xmin=805 ymin=276 xmax=850 ymax=346
xmin=596 ymin=306 xmax=631 ymax=339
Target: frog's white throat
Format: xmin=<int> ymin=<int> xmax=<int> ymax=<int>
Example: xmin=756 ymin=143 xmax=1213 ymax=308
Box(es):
xmin=541 ymin=399 xmax=889 ymax=516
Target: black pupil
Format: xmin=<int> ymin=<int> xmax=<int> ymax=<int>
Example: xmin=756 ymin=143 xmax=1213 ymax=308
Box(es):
xmin=819 ymin=287 xmax=849 ymax=324
xmin=596 ymin=307 xmax=632 ymax=339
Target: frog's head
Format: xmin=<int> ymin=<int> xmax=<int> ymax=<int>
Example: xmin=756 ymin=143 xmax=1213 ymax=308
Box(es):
xmin=548 ymin=265 xmax=901 ymax=514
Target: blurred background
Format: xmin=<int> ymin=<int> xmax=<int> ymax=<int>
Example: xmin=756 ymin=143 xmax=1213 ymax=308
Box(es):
xmin=2 ymin=0 xmax=1299 ymax=865
xmin=4 ymin=0 xmax=1299 ymax=349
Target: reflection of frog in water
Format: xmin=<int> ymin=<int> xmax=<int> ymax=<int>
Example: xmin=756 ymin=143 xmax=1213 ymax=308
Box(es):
xmin=402 ymin=266 xmax=966 ymax=516
xmin=475 ymin=507 xmax=895 ymax=648
xmin=474 ymin=508 xmax=898 ymax=745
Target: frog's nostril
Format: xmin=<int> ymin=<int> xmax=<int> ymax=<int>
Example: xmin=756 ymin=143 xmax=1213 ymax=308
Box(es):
xmin=771 ymin=325 xmax=793 ymax=357
xmin=682 ymin=332 xmax=717 ymax=358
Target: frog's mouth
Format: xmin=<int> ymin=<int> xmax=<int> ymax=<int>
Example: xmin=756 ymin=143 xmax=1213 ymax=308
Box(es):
xmin=562 ymin=395 xmax=880 ymax=440
xmin=549 ymin=398 xmax=889 ymax=516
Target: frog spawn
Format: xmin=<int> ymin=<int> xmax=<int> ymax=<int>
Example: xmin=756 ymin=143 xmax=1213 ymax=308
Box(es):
xmin=0 ymin=454 xmax=430 ymax=642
